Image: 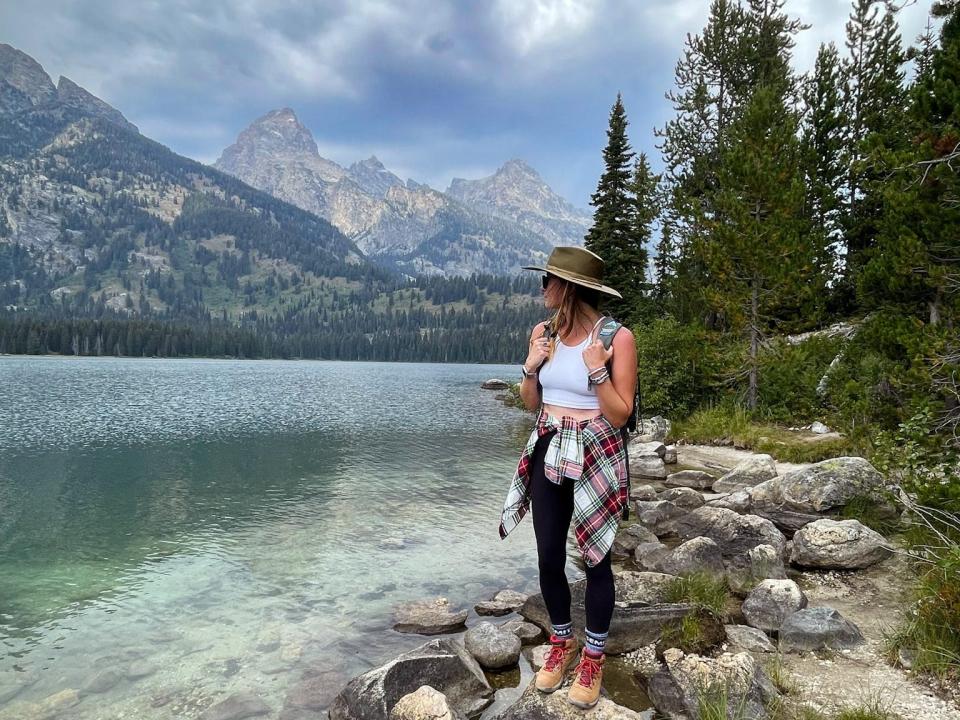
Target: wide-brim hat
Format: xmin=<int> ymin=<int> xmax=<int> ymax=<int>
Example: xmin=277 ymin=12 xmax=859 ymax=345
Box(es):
xmin=522 ymin=246 xmax=622 ymax=299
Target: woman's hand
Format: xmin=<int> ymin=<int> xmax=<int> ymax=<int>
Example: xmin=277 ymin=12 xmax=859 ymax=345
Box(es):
xmin=524 ymin=328 xmax=550 ymax=373
xmin=582 ymin=339 xmax=613 ymax=373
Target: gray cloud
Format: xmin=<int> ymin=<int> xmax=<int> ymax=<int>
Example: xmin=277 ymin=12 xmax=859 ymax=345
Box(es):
xmin=0 ymin=0 xmax=939 ymax=207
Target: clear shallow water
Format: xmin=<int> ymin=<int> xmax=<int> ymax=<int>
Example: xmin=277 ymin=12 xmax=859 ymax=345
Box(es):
xmin=0 ymin=357 xmax=544 ymax=718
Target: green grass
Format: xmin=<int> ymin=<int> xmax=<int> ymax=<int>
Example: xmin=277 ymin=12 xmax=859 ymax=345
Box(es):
xmin=671 ymin=403 xmax=857 ymax=463
xmin=838 ymin=494 xmax=900 ymax=536
xmin=664 ymin=572 xmax=731 ymax=617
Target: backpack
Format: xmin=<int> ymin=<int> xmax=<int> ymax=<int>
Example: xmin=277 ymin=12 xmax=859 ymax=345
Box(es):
xmin=541 ymin=316 xmax=639 ymax=519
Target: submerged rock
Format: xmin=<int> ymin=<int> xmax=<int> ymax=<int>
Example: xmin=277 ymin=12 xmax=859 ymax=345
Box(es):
xmin=199 ymin=692 xmax=271 ymax=720
xmin=481 ymin=379 xmax=510 ymax=390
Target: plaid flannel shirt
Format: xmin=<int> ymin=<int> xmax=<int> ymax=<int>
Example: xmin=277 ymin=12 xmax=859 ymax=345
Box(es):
xmin=498 ymin=409 xmax=628 ymax=568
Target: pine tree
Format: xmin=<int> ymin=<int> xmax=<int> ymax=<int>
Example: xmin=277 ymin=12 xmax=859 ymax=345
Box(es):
xmin=702 ymin=84 xmax=817 ymax=410
xmin=837 ymin=0 xmax=908 ymax=309
xmin=801 ymin=42 xmax=847 ymax=311
xmin=585 ymin=93 xmax=636 ymax=318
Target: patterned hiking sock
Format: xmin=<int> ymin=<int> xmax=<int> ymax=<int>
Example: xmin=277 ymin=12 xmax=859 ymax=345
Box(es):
xmin=551 ymin=621 xmax=573 ymax=641
xmin=584 ymin=628 xmax=608 ymax=657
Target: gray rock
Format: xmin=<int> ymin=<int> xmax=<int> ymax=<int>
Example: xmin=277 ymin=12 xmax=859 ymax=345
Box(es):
xmin=200 ymin=692 xmax=271 ymax=720
xmin=393 ymin=597 xmax=468 ymax=635
xmin=658 ymin=648 xmax=780 ymax=720
xmin=712 ymin=455 xmax=778 ymax=493
xmin=725 ymin=625 xmax=776 ymax=653
xmin=779 ymin=607 xmax=865 ymax=652
xmin=612 ymin=523 xmax=659 ymax=556
xmin=651 ymin=537 xmax=725 ymax=577
xmin=666 ymin=470 xmax=715 ymax=489
xmin=725 ymin=544 xmax=787 ymax=595
xmin=328 ymin=638 xmax=493 ymax=720
xmin=125 ymin=660 xmax=158 ymax=680
xmin=495 ymin=678 xmax=648 ymax=719
xmin=520 ymin=583 xmax=696 ymax=654
xmin=636 ymin=415 xmax=671 ymax=442
xmin=499 ymin=619 xmax=543 ymax=645
xmin=658 ymin=486 xmax=705 ymax=509
xmin=390 ymin=686 xmax=465 ymax=720
xmin=706 ymin=489 xmax=752 ymax=514
xmin=810 ymin=421 xmax=831 ymax=434
xmin=741 ymin=580 xmax=808 ymax=633
xmin=635 ymin=500 xmax=684 ymax=533
xmin=790 ymin=519 xmax=893 ymax=569
xmin=631 ymin=455 xmax=668 ymax=480
xmin=777 ymin=457 xmax=886 ymax=513
xmin=634 ymin=541 xmax=671 ymax=570
xmin=632 ymin=440 xmax=667 ymax=457
xmin=670 ymin=507 xmax=787 ymax=558
xmin=630 ymin=483 xmax=658 ymax=501
xmin=475 ymin=590 xmax=526 ymax=616
xmin=749 ymin=509 xmax=821 ymax=536
xmin=644 ymin=667 xmax=688 ymax=719
xmin=614 ymin=571 xmax=679 ymax=606
xmin=664 ymin=445 xmax=678 ymax=464
xmin=481 ymin=379 xmax=510 ymax=390
xmin=464 ymin=622 xmax=521 ymax=670
xmin=745 ymin=478 xmax=784 ymax=509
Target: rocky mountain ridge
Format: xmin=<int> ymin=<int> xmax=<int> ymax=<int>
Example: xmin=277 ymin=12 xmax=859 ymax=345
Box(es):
xmin=215 ymin=108 xmax=590 ymax=276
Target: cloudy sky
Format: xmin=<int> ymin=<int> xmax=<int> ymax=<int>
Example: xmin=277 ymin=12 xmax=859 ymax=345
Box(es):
xmin=1 ymin=0 xmax=938 ymax=209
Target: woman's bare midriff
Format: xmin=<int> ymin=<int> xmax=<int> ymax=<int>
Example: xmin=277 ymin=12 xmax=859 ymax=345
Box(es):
xmin=542 ymin=403 xmax=604 ymax=422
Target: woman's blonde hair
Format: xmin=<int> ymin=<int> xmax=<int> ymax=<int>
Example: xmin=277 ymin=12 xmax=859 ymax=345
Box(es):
xmin=545 ymin=278 xmax=601 ymax=360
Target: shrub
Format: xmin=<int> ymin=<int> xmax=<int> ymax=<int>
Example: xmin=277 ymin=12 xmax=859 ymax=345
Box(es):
xmin=755 ymin=334 xmax=844 ymax=425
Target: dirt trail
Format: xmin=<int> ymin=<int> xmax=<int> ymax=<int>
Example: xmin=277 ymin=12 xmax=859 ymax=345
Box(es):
xmin=676 ymin=444 xmax=960 ymax=719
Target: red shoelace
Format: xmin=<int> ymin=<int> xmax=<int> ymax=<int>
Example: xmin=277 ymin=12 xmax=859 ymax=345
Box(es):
xmin=543 ymin=641 xmax=570 ymax=671
xmin=574 ymin=653 xmax=603 ymax=687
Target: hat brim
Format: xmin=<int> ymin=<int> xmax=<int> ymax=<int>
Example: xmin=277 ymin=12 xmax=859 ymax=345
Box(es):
xmin=521 ymin=265 xmax=623 ymax=300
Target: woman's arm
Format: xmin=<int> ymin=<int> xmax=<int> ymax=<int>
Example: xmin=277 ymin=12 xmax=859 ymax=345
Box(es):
xmin=519 ymin=322 xmax=549 ymax=411
xmin=583 ymin=328 xmax=637 ymax=428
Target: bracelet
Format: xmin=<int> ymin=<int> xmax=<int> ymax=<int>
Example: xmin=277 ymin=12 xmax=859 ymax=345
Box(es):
xmin=588 ymin=369 xmax=610 ymax=385
xmin=520 ymin=365 xmax=538 ymax=379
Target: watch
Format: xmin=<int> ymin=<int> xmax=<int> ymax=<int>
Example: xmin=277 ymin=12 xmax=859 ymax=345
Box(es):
xmin=520 ymin=365 xmax=537 ymax=379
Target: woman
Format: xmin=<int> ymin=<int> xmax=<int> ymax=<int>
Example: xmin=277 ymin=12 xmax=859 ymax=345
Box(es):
xmin=499 ymin=246 xmax=637 ymax=709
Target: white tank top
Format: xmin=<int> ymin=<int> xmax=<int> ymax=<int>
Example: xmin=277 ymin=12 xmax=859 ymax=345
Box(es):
xmin=539 ymin=319 xmax=604 ymax=410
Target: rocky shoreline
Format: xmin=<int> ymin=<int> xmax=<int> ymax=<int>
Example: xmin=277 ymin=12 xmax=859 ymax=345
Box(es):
xmin=321 ymin=416 xmax=960 ymax=720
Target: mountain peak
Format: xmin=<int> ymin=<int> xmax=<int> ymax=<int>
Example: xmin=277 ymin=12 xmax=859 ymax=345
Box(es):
xmin=239 ymin=107 xmax=319 ymax=156
xmin=55 ymin=76 xmax=138 ymax=133
xmin=498 ymin=158 xmax=538 ymax=177
xmin=347 ymin=155 xmax=402 ymax=198
xmin=0 ymin=43 xmax=56 ymax=112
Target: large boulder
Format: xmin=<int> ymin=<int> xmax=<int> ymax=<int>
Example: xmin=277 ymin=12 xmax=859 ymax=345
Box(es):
xmin=631 ymin=455 xmax=668 ymax=480
xmin=790 ymin=519 xmax=894 ymax=569
xmin=712 ymin=455 xmax=778 ymax=494
xmin=328 ymin=638 xmax=493 ymax=720
xmin=741 ymin=580 xmax=807 ymax=633
xmin=666 ymin=470 xmax=715 ymax=490
xmin=496 ymin=679 xmax=647 ymax=719
xmin=669 ymin=507 xmax=787 ymax=558
xmin=393 ymin=598 xmax=468 ymax=635
xmin=634 ymin=541 xmax=671 ymax=571
xmin=464 ymin=623 xmax=521 ymax=670
xmin=635 ymin=415 xmax=671 ymax=443
xmin=520 ymin=576 xmax=696 ymax=654
xmin=632 ymin=440 xmax=666 ymax=457
xmin=778 ymin=607 xmax=865 ymax=653
xmin=481 ymin=379 xmax=510 ymax=390
xmin=725 ymin=545 xmax=787 ymax=595
xmin=650 ymin=648 xmax=780 ymax=720
xmin=390 ymin=686 xmax=464 ymax=720
xmin=777 ymin=457 xmax=886 ymax=513
xmin=649 ymin=537 xmax=725 ymax=578
xmin=724 ymin=625 xmax=776 ymax=653
xmin=499 ymin=619 xmax=543 ymax=645
xmin=706 ymin=489 xmax=752 ymax=515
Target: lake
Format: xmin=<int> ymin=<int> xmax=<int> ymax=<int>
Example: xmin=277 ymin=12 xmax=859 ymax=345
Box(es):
xmin=0 ymin=356 xmax=549 ymax=718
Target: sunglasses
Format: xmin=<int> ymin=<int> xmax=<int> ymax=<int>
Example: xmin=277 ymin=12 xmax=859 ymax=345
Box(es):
xmin=541 ymin=274 xmax=551 ymax=289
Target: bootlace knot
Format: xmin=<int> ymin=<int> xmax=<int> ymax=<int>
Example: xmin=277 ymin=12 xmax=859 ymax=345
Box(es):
xmin=575 ymin=653 xmax=602 ymax=686
xmin=543 ymin=642 xmax=569 ymax=671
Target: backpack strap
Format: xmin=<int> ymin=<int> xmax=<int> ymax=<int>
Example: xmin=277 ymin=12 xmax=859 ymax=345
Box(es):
xmin=595 ymin=316 xmax=623 ymax=351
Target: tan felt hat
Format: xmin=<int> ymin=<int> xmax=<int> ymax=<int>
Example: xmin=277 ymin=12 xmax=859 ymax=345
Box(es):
xmin=522 ymin=246 xmax=622 ymax=299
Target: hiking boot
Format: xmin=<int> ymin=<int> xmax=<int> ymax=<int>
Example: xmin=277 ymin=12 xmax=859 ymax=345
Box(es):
xmin=567 ymin=649 xmax=604 ymax=709
xmin=535 ymin=635 xmax=579 ymax=693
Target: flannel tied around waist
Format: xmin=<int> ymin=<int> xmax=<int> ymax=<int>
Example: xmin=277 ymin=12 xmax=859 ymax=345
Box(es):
xmin=498 ymin=409 xmax=628 ymax=567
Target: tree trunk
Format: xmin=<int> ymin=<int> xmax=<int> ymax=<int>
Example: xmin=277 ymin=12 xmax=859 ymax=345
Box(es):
xmin=748 ymin=276 xmax=759 ymax=411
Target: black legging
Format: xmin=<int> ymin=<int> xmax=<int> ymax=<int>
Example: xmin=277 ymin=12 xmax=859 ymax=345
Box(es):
xmin=529 ymin=430 xmax=615 ymax=634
